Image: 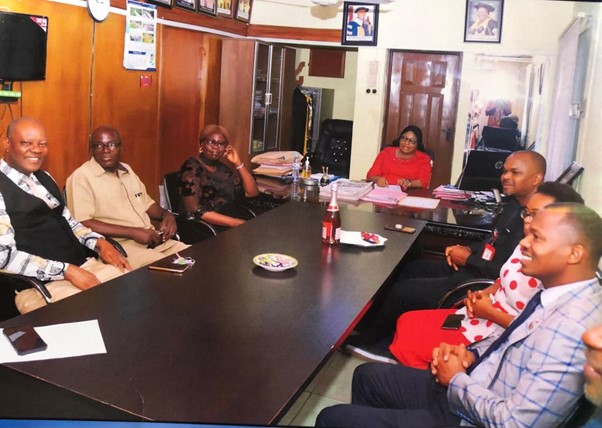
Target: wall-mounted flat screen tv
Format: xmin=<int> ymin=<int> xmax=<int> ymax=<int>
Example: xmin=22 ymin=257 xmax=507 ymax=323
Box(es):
xmin=0 ymin=12 xmax=48 ymax=81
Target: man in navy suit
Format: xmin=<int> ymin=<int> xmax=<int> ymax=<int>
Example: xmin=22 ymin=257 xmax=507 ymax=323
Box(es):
xmin=317 ymin=203 xmax=602 ymax=427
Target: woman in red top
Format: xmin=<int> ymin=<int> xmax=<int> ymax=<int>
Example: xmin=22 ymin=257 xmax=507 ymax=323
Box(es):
xmin=366 ymin=125 xmax=432 ymax=191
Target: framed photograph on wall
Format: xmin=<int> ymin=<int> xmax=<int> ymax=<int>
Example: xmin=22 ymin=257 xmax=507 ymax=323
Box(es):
xmin=147 ymin=0 xmax=172 ymax=8
xmin=464 ymin=0 xmax=504 ymax=43
xmin=342 ymin=2 xmax=378 ymax=46
xmin=217 ymin=0 xmax=234 ymax=17
xmin=198 ymin=0 xmax=217 ymax=15
xmin=175 ymin=0 xmax=196 ymax=11
xmin=236 ymin=0 xmax=253 ymax=22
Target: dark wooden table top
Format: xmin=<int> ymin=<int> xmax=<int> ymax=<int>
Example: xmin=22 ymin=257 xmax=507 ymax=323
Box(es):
xmin=0 ymin=201 xmax=425 ymax=425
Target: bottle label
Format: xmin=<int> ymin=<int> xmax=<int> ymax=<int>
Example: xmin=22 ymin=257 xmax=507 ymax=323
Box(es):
xmin=322 ymin=222 xmax=341 ymax=242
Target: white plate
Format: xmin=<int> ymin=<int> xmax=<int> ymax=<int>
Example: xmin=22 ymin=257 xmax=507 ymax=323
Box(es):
xmin=253 ymin=253 xmax=298 ymax=272
xmin=340 ymin=231 xmax=387 ymax=247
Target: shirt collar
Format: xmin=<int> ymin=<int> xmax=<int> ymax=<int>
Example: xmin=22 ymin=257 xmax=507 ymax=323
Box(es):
xmin=89 ymin=156 xmax=128 ymax=177
xmin=0 ymin=158 xmax=37 ymax=182
xmin=541 ymin=277 xmax=598 ymax=308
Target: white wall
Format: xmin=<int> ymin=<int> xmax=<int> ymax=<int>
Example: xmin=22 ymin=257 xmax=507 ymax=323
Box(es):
xmin=294 ymin=48 xmax=358 ymax=120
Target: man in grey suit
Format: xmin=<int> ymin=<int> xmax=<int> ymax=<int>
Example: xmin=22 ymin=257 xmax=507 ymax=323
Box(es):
xmin=317 ymin=203 xmax=602 ymax=428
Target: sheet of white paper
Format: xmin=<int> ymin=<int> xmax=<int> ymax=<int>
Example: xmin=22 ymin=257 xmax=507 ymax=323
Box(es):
xmin=0 ymin=319 xmax=106 ymax=363
xmin=398 ymin=196 xmax=441 ymax=209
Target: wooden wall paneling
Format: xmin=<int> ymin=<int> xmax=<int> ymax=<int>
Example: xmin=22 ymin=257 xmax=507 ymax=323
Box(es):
xmin=1 ymin=0 xmax=93 ymax=187
xmin=91 ymin=13 xmax=161 ymax=199
xmin=158 ymin=27 xmax=220 ymax=178
xmin=219 ymin=39 xmax=255 ymax=168
xmin=247 ymin=25 xmax=341 ymax=43
xmin=198 ymin=36 xmax=223 ymax=131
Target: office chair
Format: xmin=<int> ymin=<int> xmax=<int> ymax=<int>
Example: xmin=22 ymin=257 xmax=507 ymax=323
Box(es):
xmin=478 ymin=126 xmax=521 ymax=152
xmin=311 ymin=119 xmax=353 ymax=178
xmin=0 ymin=236 xmax=129 ymax=322
xmin=163 ymin=172 xmax=258 ymax=244
xmin=436 ymin=278 xmax=495 ymax=309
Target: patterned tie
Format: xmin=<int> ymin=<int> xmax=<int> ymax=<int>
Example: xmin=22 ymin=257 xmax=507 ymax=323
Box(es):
xmin=23 ymin=176 xmax=57 ymax=209
xmin=467 ymin=290 xmax=543 ymax=374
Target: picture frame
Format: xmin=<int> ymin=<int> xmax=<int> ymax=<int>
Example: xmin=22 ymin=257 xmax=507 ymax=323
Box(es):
xmin=175 ymin=0 xmax=197 ymax=11
xmin=217 ymin=0 xmax=234 ymax=17
xmin=198 ymin=0 xmax=217 ymax=16
xmin=556 ymin=161 xmax=584 ymax=186
xmin=147 ymin=0 xmax=172 ymax=8
xmin=464 ymin=0 xmax=504 ymax=43
xmin=342 ymin=2 xmax=378 ymax=47
xmin=236 ymin=0 xmax=253 ymax=22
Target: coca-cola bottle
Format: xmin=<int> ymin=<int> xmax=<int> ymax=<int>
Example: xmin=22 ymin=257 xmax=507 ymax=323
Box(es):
xmin=322 ymin=183 xmax=341 ymax=245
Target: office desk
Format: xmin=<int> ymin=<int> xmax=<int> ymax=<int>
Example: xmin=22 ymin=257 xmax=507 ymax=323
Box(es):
xmin=0 ymin=202 xmax=425 ymax=425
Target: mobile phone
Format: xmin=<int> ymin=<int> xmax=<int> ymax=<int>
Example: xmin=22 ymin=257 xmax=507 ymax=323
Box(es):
xmin=3 ymin=325 xmax=48 ymax=356
xmin=384 ymin=224 xmax=416 ymax=234
xmin=441 ymin=314 xmax=464 ymax=330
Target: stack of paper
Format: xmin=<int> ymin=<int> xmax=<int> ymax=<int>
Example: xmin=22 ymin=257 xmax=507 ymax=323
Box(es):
xmin=256 ymin=176 xmax=291 ymax=198
xmin=361 ymin=185 xmax=407 ymax=205
xmin=432 ymin=184 xmax=470 ymax=201
xmin=251 ymin=151 xmax=301 ymax=178
xmin=319 ymin=179 xmax=373 ymax=202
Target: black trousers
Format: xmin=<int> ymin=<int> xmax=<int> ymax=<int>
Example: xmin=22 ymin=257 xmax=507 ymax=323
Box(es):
xmin=316 ymin=363 xmax=461 ymax=428
xmin=361 ymin=259 xmax=476 ymax=343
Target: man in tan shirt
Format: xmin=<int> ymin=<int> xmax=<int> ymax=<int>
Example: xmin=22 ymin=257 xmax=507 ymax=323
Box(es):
xmin=66 ymin=126 xmax=188 ymax=269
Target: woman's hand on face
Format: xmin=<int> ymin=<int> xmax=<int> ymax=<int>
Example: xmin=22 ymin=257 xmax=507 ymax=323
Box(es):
xmin=375 ymin=177 xmax=388 ymax=187
xmin=223 ymin=145 xmax=241 ymax=166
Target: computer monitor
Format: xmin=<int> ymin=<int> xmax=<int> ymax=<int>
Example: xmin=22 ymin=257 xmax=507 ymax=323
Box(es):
xmin=457 ymin=150 xmax=510 ymax=191
xmin=481 ymin=126 xmax=520 ymax=152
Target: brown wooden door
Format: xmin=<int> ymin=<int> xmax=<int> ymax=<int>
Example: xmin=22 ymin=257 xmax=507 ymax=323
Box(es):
xmin=384 ymin=51 xmax=462 ymax=189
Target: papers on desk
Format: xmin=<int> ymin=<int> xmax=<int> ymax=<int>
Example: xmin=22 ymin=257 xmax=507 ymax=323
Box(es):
xmin=0 ymin=319 xmax=106 ymax=363
xmin=398 ymin=196 xmax=440 ymax=209
xmin=319 ymin=179 xmax=373 ymax=202
xmin=432 ymin=184 xmax=470 ymax=201
xmin=251 ymin=151 xmax=301 ymax=178
xmin=361 ymin=185 xmax=407 ymax=204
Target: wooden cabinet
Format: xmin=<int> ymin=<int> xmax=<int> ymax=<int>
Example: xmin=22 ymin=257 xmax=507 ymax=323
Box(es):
xmin=219 ymin=39 xmax=296 ymax=166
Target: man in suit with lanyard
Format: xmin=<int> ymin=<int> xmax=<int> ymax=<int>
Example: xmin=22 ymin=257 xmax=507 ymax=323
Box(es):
xmin=348 ymin=151 xmax=546 ymax=359
xmin=319 ymin=203 xmax=602 ymax=427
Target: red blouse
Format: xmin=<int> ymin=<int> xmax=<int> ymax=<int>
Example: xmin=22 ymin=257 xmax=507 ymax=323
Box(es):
xmin=366 ymin=147 xmax=432 ymax=188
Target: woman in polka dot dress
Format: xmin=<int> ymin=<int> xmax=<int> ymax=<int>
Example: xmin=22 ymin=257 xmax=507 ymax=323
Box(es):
xmin=388 ymin=183 xmax=584 ymax=369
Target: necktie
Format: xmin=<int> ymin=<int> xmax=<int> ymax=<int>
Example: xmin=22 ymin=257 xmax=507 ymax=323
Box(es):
xmin=467 ymin=290 xmax=543 ymax=374
xmin=23 ymin=176 xmax=57 ymax=209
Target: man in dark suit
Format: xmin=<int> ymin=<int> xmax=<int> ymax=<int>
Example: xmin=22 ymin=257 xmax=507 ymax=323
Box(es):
xmin=0 ymin=117 xmax=130 ymax=314
xmin=348 ymin=150 xmax=546 ymax=361
xmin=319 ymin=203 xmax=602 ymax=427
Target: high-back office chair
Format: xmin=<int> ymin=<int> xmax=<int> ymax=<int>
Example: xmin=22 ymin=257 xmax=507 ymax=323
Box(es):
xmin=478 ymin=126 xmax=521 ymax=152
xmin=312 ymin=119 xmax=353 ymax=178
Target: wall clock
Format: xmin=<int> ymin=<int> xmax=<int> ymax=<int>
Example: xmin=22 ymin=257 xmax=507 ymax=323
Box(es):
xmin=87 ymin=0 xmax=111 ymax=22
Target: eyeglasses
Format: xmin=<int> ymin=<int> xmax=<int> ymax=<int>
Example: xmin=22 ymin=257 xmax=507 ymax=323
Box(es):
xmin=399 ymin=136 xmax=418 ymax=145
xmin=91 ymin=142 xmax=121 ymax=152
xmin=204 ymin=139 xmax=228 ymax=148
xmin=520 ymin=208 xmax=537 ymax=220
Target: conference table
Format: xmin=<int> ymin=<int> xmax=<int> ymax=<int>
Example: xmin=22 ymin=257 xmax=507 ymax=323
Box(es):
xmin=0 ymin=201 xmax=425 ymax=425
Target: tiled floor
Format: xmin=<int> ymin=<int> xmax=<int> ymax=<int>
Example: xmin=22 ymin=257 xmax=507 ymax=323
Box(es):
xmin=278 ymin=350 xmax=365 ymax=427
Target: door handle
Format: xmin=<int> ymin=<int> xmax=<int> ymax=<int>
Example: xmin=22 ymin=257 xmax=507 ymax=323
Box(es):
xmin=442 ymin=127 xmax=452 ymax=142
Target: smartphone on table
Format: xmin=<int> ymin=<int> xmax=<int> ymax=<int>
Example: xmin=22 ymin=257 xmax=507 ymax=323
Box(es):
xmin=3 ymin=325 xmax=48 ymax=355
xmin=441 ymin=314 xmax=464 ymax=330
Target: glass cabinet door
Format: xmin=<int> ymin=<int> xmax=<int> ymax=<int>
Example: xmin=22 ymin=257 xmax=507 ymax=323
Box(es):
xmin=265 ymin=46 xmax=283 ymax=151
xmin=251 ymin=43 xmax=271 ymax=154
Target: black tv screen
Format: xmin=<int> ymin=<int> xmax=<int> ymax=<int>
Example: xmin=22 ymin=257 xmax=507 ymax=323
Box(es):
xmin=0 ymin=12 xmax=48 ymax=81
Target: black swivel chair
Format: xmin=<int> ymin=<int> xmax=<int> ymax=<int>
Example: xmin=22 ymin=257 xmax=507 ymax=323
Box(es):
xmin=162 ymin=172 xmax=257 ymax=244
xmin=310 ymin=119 xmax=353 ymax=178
